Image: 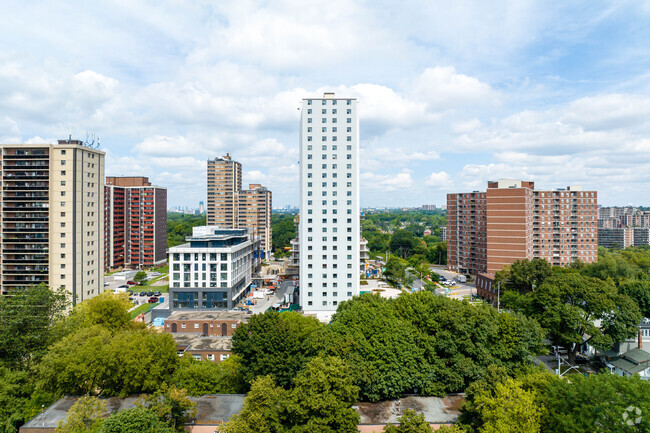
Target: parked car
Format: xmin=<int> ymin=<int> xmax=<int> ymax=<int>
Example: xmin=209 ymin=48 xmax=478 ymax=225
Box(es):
xmin=146 ymin=291 xmax=154 ymax=297
xmin=148 ymin=297 xmax=159 ymax=303
xmin=439 ymin=276 xmax=447 ymax=281
xmin=104 ymin=282 xmax=110 ymax=287
xmin=154 ymin=291 xmax=161 ymax=297
xmin=126 ymin=281 xmax=138 ymax=286
xmin=127 ymin=290 xmax=133 ymax=296
xmin=139 ymin=291 xmax=147 ymax=296
xmin=151 ymin=272 xmax=161 ymax=276
xmin=117 ymin=285 xmax=129 ymax=289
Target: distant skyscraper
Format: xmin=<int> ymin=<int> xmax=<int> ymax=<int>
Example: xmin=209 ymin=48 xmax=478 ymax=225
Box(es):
xmin=104 ymin=176 xmax=167 ymax=270
xmin=206 ymin=155 xmax=272 ymax=258
xmin=0 ymin=139 xmax=105 ymax=304
xmin=447 ymin=179 xmax=598 ymax=275
xmin=299 ymin=92 xmax=360 ymax=314
xmin=199 ymin=201 xmax=205 ymax=214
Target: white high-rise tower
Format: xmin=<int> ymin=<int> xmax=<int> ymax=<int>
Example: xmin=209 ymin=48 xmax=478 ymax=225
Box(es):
xmin=299 ymin=92 xmax=360 ymax=316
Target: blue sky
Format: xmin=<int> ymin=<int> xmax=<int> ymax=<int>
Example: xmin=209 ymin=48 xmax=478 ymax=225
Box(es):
xmin=1 ymin=0 xmax=650 ymax=208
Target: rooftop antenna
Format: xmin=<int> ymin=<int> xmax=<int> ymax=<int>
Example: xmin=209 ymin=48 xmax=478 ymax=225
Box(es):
xmin=83 ymin=132 xmax=100 ymax=149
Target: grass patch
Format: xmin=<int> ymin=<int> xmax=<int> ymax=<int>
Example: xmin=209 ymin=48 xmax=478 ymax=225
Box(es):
xmin=152 ymin=264 xmax=169 ymax=273
xmin=140 ymin=275 xmax=168 ymax=287
xmin=129 ymin=303 xmax=154 ymax=320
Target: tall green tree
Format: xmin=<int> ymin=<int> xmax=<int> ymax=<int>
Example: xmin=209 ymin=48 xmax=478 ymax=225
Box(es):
xmin=0 ymin=367 xmax=37 ymax=433
xmin=0 ymin=284 xmax=68 ymax=369
xmin=37 ymin=326 xmax=178 ymax=397
xmin=472 ymin=379 xmax=542 ymax=433
xmin=222 ymin=356 xmax=359 ymax=433
xmin=390 ymin=230 xmax=419 ymax=258
xmin=384 ymin=409 xmax=433 ymax=433
xmin=618 ymin=280 xmax=650 ymax=318
xmin=221 ymin=376 xmax=288 ymax=433
xmin=384 ymin=257 xmax=406 ymax=282
xmin=99 ymin=407 xmax=176 ymax=433
xmin=55 ymin=396 xmax=106 ymax=433
xmin=137 ymin=385 xmax=196 ymax=432
xmin=232 ymin=311 xmax=322 ymax=389
xmin=494 ymin=259 xmax=553 ymax=294
xmin=527 ymin=273 xmax=641 ymax=364
xmin=539 ymin=372 xmax=650 ymax=433
xmin=286 ymin=356 xmax=359 ymax=433
xmin=58 ymin=291 xmax=134 ymax=336
xmin=173 ymin=355 xmax=246 ymax=396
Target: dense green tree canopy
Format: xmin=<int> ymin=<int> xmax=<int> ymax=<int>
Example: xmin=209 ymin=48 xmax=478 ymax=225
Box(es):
xmin=618 ymin=280 xmax=650 ymax=317
xmin=383 ymin=409 xmax=435 ymax=433
xmin=0 ymin=284 xmax=68 ymax=369
xmin=460 ymin=367 xmax=650 ymax=433
xmin=271 ymin=213 xmax=297 ymax=257
xmin=361 ymin=210 xmax=446 ymax=263
xmin=55 ymin=396 xmax=106 ymax=433
xmin=37 ymin=326 xmax=178 ymax=397
xmin=222 ymin=356 xmax=359 ymax=433
xmin=173 ymin=355 xmax=246 ymax=396
xmin=99 ymin=407 xmax=176 ymax=433
xmin=167 ymin=213 xmax=206 ymax=248
xmin=232 ymin=311 xmax=323 ymax=389
xmin=322 ymin=292 xmax=545 ymax=401
xmin=526 ymin=273 xmax=641 ymax=363
xmin=494 ymin=259 xmax=553 ymax=294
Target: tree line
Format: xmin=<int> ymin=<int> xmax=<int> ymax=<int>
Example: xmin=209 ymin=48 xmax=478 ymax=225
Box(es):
xmin=494 ymin=247 xmax=650 ymax=365
xmin=167 ymin=213 xmax=206 ymax=247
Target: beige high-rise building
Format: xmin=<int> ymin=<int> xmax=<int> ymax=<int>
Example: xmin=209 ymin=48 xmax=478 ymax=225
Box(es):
xmin=0 ymin=139 xmax=105 ymax=305
xmin=237 ymin=184 xmax=272 ymax=259
xmin=207 ymin=154 xmax=242 ymax=228
xmin=206 ymin=155 xmax=273 ymax=259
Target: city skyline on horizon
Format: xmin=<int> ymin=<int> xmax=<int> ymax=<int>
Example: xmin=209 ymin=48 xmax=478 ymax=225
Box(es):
xmin=2 ymin=1 xmax=650 ymax=208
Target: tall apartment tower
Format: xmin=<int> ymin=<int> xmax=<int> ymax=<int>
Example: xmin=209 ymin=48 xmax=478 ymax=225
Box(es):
xmin=238 ymin=184 xmax=272 ymax=258
xmin=299 ymin=92 xmax=360 ymax=314
xmin=206 ymin=156 xmax=273 ymax=258
xmin=104 ymin=176 xmax=167 ymax=270
xmin=447 ymin=180 xmax=598 ymax=275
xmin=0 ymin=140 xmax=105 ymax=305
xmin=207 ymin=154 xmax=242 ymax=228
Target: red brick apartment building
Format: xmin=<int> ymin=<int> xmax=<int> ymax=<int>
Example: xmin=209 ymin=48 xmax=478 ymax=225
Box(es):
xmin=104 ymin=176 xmax=167 ymax=270
xmin=447 ymin=180 xmax=598 ymax=276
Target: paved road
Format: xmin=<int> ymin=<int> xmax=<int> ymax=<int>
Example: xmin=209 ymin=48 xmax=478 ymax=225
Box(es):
xmin=249 ymin=279 xmax=296 ymax=314
xmin=429 ymin=265 xmax=476 ymax=299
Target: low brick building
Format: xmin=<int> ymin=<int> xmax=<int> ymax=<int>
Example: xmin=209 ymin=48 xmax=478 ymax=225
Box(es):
xmin=163 ymin=311 xmax=250 ymax=337
xmin=475 ymin=273 xmax=496 ymax=303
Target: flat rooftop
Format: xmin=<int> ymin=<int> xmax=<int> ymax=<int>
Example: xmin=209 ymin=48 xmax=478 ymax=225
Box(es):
xmin=355 ymin=395 xmax=464 ymax=425
xmin=186 ymin=336 xmax=233 ymax=352
xmin=21 ymin=395 xmax=246 ymax=430
xmin=171 ymin=333 xmax=199 ymax=348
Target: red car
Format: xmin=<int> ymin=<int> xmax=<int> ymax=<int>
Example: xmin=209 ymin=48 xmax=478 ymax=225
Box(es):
xmin=147 ymin=297 xmax=159 ymax=303
xmin=126 ymin=281 xmax=138 ymax=286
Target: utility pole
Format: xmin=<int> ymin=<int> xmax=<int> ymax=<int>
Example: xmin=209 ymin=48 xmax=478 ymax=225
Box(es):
xmin=497 ymin=282 xmax=501 ymax=313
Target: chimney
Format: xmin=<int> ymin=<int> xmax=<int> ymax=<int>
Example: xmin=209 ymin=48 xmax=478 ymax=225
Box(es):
xmin=639 ymin=329 xmax=643 ymax=349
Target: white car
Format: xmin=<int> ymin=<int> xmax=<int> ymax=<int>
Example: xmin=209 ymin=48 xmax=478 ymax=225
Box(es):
xmin=151 ymin=272 xmax=161 ymax=276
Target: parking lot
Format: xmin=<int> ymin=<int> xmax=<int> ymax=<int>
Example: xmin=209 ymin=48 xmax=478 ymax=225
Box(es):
xmin=430 ymin=265 xmax=476 ymax=300
xmin=104 ymin=270 xmax=167 ymax=305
